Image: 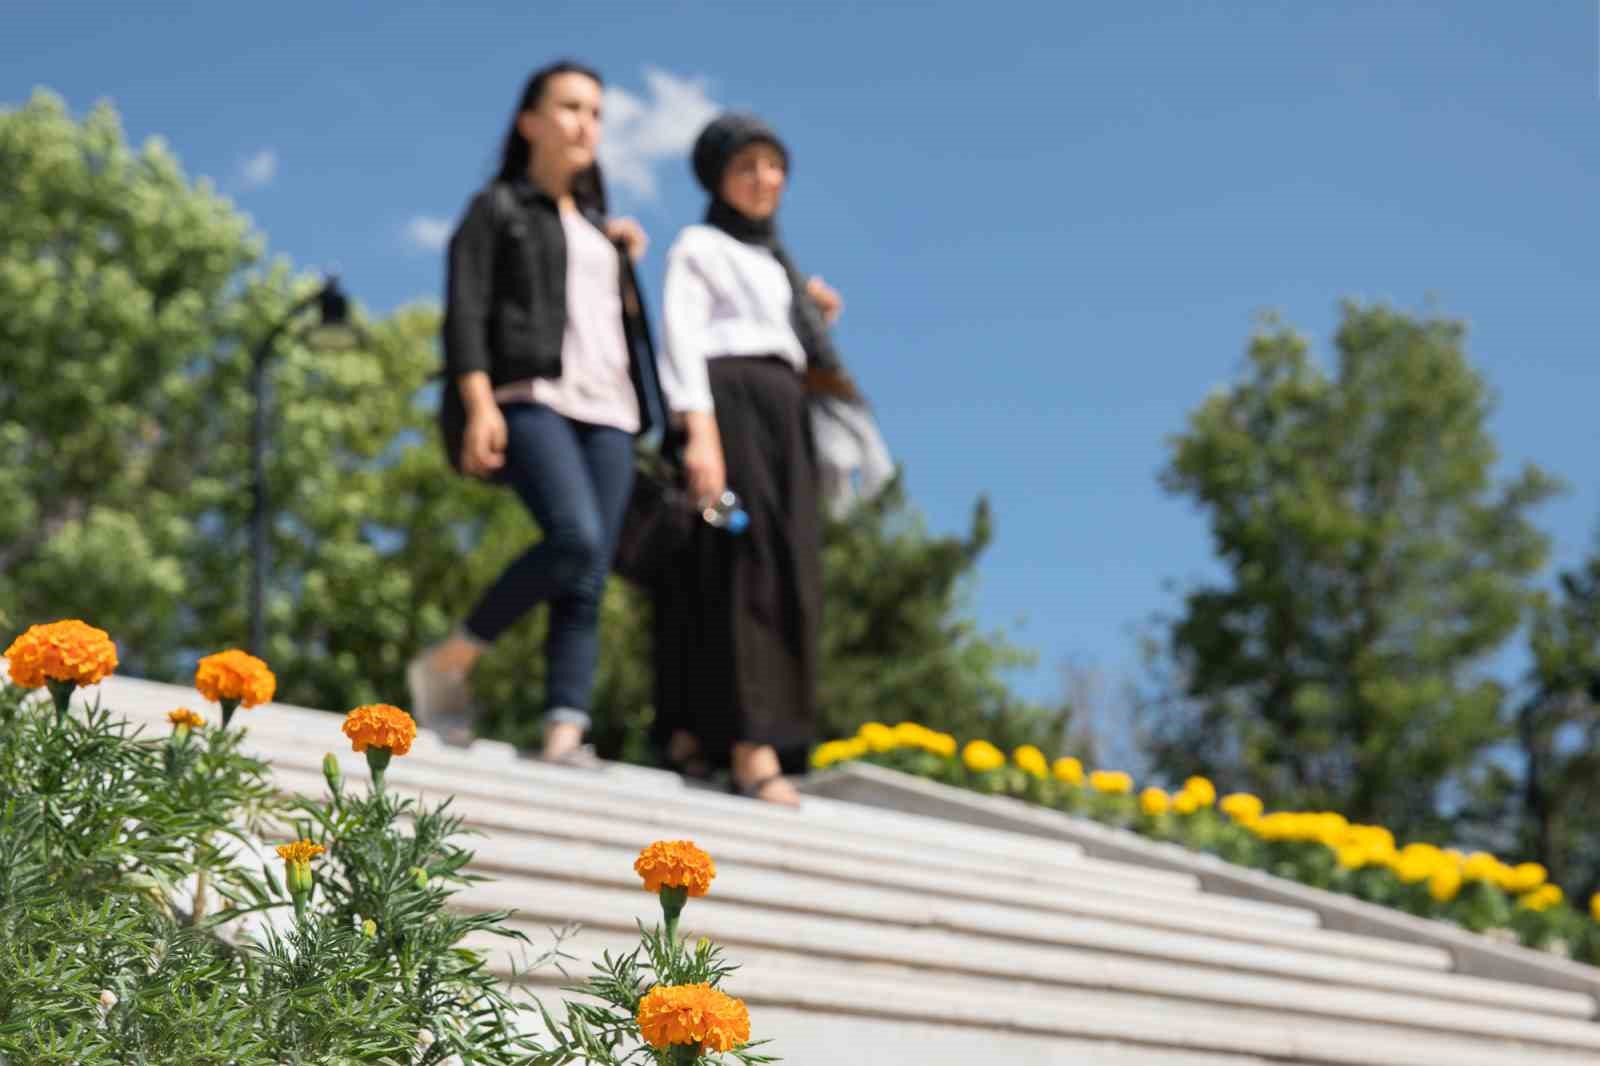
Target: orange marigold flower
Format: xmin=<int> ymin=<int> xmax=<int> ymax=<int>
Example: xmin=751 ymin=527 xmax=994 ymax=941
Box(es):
xmin=167 ymin=708 xmax=207 ymax=730
xmin=634 ymin=840 xmax=717 ymax=897
xmin=275 ymin=839 xmax=326 ymax=865
xmin=341 ymin=703 xmax=417 ymax=756
xmin=5 ymin=619 xmax=118 ymax=690
xmin=194 ymin=649 xmax=276 ymax=708
xmin=636 ymin=983 xmax=751 ymax=1053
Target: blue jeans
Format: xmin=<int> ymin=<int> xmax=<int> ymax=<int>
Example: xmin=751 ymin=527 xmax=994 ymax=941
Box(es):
xmin=464 ymin=404 xmax=635 ymax=726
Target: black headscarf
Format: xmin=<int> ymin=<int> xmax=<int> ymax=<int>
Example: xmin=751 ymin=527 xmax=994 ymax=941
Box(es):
xmin=692 ymin=114 xmax=846 ymax=379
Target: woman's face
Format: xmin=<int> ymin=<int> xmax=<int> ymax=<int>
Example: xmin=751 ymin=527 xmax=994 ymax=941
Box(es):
xmin=518 ymin=71 xmax=602 ymax=177
xmin=719 ymin=142 xmax=787 ymax=220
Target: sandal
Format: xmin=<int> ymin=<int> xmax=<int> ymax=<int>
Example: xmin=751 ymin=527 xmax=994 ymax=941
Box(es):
xmin=730 ymin=772 xmax=801 ymax=808
xmin=665 ymin=732 xmax=713 ymax=781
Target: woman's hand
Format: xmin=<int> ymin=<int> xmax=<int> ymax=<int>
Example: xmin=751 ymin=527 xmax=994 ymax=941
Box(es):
xmin=605 ymin=217 xmax=649 ymax=262
xmin=680 ymin=411 xmax=726 ymax=506
xmin=462 ymin=403 xmax=508 ymax=478
xmin=806 ymin=275 xmax=843 ymax=325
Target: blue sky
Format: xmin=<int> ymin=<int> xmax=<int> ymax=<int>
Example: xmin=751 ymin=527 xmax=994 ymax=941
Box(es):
xmin=7 ymin=2 xmax=1598 ymax=718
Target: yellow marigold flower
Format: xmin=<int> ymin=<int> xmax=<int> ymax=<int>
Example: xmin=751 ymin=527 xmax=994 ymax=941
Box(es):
xmin=341 ymin=703 xmax=417 ymax=756
xmin=1089 ymin=769 xmax=1133 ymax=794
xmin=275 ymin=840 xmax=326 ymax=865
xmin=1428 ymin=864 xmax=1463 ymax=903
xmin=636 ymin=983 xmax=751 ymax=1053
xmin=5 ymin=619 xmax=118 ymax=690
xmin=1308 ymin=812 xmax=1350 ymax=846
xmin=1389 ymin=849 xmax=1435 ymax=885
xmin=892 ymin=721 xmax=952 ymax=755
xmin=634 ymin=840 xmax=717 ymax=897
xmin=277 ymin=839 xmax=324 ymax=901
xmin=858 ymin=721 xmax=896 ymax=753
xmin=1504 ymin=862 xmax=1548 ymax=894
xmin=1181 ymin=776 xmax=1217 ymax=806
xmin=962 ymin=739 xmax=1005 ymax=773
xmin=1052 ymin=756 xmax=1085 ymax=786
xmin=1461 ymin=852 xmax=1500 ymax=883
xmin=1219 ymin=792 xmax=1263 ymax=823
xmin=1336 ymin=844 xmax=1370 ymax=870
xmin=1517 ymin=884 xmax=1564 ymax=913
xmin=1590 ymin=892 xmax=1600 ymax=923
xmin=167 ymin=708 xmax=207 ymax=731
xmin=194 ymin=649 xmax=276 ymax=708
xmin=1139 ymin=787 xmax=1170 ymax=816
xmin=1012 ymin=744 xmax=1048 ymax=779
xmin=1348 ymin=824 xmax=1395 ymax=855
xmin=1173 ymin=790 xmax=1201 ymax=816
xmin=891 ymin=721 xmax=926 ymax=747
xmin=810 ymin=739 xmax=859 ymax=769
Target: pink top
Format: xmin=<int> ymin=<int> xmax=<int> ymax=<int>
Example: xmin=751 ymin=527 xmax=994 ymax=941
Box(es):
xmin=494 ymin=207 xmax=640 ymax=432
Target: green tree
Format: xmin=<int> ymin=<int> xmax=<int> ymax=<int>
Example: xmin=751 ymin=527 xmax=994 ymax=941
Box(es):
xmin=0 ymin=90 xmax=258 ymax=663
xmin=1144 ymin=302 xmax=1559 ymax=839
xmin=1510 ymin=542 xmax=1600 ymax=899
xmin=0 ymin=89 xmax=499 ymax=715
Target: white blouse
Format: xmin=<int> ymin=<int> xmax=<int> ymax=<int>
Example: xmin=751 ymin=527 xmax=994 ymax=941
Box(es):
xmin=659 ymin=224 xmax=806 ymax=413
xmin=494 ymin=207 xmax=640 ymax=433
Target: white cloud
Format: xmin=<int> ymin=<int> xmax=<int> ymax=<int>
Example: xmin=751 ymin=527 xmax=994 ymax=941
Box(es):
xmin=405 ymin=215 xmax=452 ymax=252
xmin=599 ymin=68 xmax=719 ymax=201
xmin=239 ymin=149 xmax=278 ymax=189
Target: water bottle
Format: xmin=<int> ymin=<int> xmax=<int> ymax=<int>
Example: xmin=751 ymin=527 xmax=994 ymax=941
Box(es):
xmin=700 ymin=489 xmax=749 ymax=533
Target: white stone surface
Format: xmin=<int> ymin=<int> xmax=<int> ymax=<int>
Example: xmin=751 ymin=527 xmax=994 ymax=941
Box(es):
xmin=77 ymin=673 xmax=1600 ymax=1065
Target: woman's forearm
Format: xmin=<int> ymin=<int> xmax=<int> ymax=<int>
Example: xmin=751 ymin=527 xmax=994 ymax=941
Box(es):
xmin=457 ymin=371 xmax=497 ymax=416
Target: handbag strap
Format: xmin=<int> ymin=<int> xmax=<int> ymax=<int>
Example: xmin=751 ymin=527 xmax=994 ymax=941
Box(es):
xmin=618 ymin=255 xmax=685 ymax=466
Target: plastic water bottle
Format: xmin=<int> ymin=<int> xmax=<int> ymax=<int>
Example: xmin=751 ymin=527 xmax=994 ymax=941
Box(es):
xmin=701 ymin=490 xmax=749 ymax=534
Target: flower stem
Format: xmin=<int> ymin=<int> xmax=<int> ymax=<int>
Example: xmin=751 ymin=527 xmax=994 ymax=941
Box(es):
xmin=220 ymin=697 xmax=239 ymax=730
xmin=365 ymin=747 xmax=392 ymax=798
xmin=192 ymin=868 xmax=210 ymax=925
xmin=46 ymin=679 xmax=74 ymax=727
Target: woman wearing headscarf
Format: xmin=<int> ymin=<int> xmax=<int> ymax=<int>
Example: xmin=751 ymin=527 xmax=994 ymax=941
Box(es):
xmin=653 ymin=113 xmax=860 ymax=806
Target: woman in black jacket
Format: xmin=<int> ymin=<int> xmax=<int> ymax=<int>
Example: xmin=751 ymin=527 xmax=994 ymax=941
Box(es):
xmin=407 ymin=60 xmax=653 ymax=764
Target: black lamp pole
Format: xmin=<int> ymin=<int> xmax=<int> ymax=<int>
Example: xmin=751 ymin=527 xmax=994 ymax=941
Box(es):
xmin=249 ymin=277 xmax=351 ymax=656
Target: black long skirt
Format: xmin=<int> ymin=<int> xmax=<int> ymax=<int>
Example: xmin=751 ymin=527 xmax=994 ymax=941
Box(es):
xmin=651 ymin=356 xmax=821 ymax=772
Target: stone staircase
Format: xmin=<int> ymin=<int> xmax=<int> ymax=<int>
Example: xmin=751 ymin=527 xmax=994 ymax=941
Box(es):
xmin=89 ymin=675 xmax=1600 ymax=1065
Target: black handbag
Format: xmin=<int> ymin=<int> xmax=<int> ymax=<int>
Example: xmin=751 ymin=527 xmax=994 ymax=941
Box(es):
xmin=612 ymin=446 xmax=695 ymax=587
xmin=610 ymin=257 xmax=694 ymax=587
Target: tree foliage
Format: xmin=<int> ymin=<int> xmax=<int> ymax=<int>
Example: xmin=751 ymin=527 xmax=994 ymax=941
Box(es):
xmin=1145 ymin=303 xmax=1559 ymax=839
xmin=1511 ymin=543 xmax=1600 ymax=900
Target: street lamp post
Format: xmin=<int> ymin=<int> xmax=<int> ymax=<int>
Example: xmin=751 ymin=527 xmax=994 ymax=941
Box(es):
xmin=249 ymin=277 xmax=352 ymax=656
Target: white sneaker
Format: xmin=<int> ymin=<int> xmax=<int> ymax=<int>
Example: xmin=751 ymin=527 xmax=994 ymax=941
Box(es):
xmin=405 ymin=655 xmax=477 ymax=747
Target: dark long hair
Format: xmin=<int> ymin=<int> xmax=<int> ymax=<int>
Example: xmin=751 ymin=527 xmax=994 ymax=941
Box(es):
xmin=496 ymin=60 xmax=607 ymax=214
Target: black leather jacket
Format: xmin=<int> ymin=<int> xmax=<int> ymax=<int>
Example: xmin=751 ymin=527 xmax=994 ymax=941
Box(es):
xmin=441 ymin=178 xmax=660 ymax=438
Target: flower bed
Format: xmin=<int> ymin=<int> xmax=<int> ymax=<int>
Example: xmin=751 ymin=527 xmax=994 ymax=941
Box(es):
xmin=813 ymin=721 xmax=1600 ymax=964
